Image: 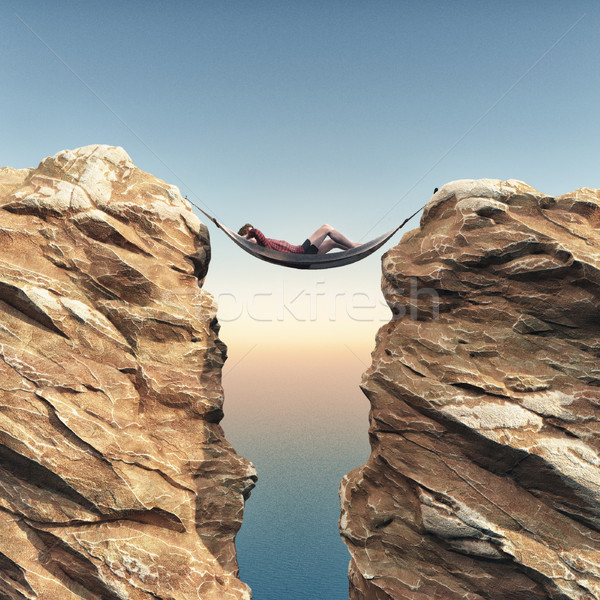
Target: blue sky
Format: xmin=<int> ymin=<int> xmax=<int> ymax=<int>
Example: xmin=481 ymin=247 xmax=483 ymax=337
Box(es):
xmin=3 ymin=0 xmax=599 ymax=384
xmin=4 ymin=0 xmax=598 ymax=307
xmin=5 ymin=2 xmax=598 ymax=213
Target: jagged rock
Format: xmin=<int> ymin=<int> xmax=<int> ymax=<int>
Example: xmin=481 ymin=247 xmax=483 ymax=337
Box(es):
xmin=0 ymin=145 xmax=256 ymax=600
xmin=340 ymin=179 xmax=600 ymax=600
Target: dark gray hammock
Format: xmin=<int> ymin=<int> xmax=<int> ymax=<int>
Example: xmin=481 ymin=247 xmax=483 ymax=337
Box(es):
xmin=192 ymin=203 xmax=421 ymax=270
xmin=219 ymin=223 xmax=404 ymax=269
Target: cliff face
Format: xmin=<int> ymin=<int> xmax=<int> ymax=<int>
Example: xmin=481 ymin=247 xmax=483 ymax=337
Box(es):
xmin=0 ymin=145 xmax=256 ymax=600
xmin=340 ymin=180 xmax=600 ymax=599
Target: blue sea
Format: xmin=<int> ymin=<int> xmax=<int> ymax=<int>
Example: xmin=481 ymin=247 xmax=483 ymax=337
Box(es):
xmin=222 ymin=353 xmax=371 ymax=600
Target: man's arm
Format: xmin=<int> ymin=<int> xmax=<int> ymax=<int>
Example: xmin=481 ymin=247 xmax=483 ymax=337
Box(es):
xmin=248 ymin=228 xmax=266 ymax=246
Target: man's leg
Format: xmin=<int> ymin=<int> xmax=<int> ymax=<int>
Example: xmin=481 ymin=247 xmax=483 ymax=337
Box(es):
xmin=328 ymin=228 xmax=359 ymax=249
xmin=317 ymin=238 xmax=346 ymax=254
xmin=308 ymin=224 xmax=360 ymax=249
xmin=308 ymin=224 xmax=334 ymax=247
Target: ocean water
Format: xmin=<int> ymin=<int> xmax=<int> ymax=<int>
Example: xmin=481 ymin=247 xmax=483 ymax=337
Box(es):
xmin=222 ymin=350 xmax=371 ymax=600
xmin=232 ymin=429 xmax=369 ymax=600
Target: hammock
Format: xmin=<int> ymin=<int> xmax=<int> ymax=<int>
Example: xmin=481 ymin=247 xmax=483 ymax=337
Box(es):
xmin=190 ymin=202 xmax=422 ymax=270
xmin=219 ymin=222 xmax=404 ymax=270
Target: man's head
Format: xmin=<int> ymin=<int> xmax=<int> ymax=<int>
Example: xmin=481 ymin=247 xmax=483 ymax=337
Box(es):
xmin=238 ymin=223 xmax=253 ymax=236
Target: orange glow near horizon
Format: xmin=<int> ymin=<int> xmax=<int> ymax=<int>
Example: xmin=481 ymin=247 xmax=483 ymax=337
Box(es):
xmin=221 ymin=333 xmax=374 ymax=438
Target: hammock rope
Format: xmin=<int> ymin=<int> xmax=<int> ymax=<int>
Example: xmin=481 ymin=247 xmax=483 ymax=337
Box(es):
xmin=184 ymin=196 xmax=424 ymax=270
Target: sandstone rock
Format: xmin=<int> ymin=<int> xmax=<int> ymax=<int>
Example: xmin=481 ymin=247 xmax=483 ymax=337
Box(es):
xmin=340 ymin=180 xmax=600 ymax=599
xmin=0 ymin=145 xmax=256 ymax=599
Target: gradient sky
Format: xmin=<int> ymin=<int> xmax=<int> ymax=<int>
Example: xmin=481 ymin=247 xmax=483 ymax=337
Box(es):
xmin=3 ymin=2 xmax=600 ymax=596
xmin=3 ymin=1 xmax=599 ymax=332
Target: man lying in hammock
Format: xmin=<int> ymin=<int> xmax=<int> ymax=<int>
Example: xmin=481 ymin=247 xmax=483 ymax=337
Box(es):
xmin=238 ymin=224 xmax=361 ymax=254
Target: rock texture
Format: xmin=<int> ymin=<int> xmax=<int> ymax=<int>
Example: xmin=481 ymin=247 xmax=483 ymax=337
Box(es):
xmin=0 ymin=145 xmax=256 ymax=599
xmin=340 ymin=180 xmax=600 ymax=599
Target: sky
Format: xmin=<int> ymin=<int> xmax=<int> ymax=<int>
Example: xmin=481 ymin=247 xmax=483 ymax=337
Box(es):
xmin=3 ymin=1 xmax=599 ymax=294
xmin=2 ymin=1 xmax=599 ymax=597
xmin=4 ymin=0 xmax=598 ymax=358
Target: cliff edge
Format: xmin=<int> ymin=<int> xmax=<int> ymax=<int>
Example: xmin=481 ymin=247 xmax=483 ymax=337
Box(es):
xmin=340 ymin=180 xmax=600 ymax=599
xmin=0 ymin=145 xmax=256 ymax=599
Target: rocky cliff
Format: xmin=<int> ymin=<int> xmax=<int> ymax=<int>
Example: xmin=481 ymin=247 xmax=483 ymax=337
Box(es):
xmin=340 ymin=180 xmax=600 ymax=599
xmin=0 ymin=145 xmax=256 ymax=600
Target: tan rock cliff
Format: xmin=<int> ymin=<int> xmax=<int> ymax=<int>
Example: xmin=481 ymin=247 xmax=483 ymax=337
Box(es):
xmin=0 ymin=145 xmax=256 ymax=599
xmin=340 ymin=180 xmax=600 ymax=599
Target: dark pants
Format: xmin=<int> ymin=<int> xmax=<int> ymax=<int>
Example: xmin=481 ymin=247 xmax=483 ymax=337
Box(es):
xmin=301 ymin=239 xmax=318 ymax=254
